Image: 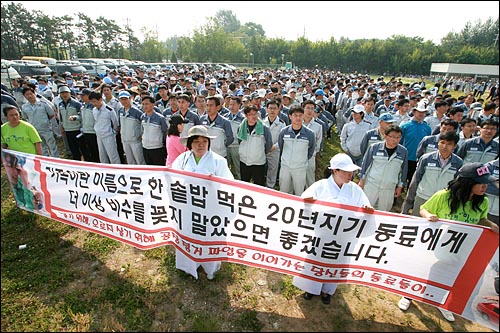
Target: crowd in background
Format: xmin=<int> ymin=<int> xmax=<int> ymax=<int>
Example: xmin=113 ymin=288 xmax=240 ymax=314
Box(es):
xmin=1 ymin=65 xmax=498 ymax=217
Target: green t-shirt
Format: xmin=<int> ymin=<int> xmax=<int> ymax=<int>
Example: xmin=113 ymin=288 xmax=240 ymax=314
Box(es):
xmin=1 ymin=121 xmax=42 ymax=154
xmin=420 ymin=189 xmax=489 ymax=224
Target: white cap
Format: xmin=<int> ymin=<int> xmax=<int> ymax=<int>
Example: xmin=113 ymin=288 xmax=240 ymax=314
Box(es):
xmin=257 ymin=88 xmax=267 ymax=98
xmin=413 ymin=101 xmax=428 ymax=112
xmin=328 ymin=153 xmax=361 ymax=172
xmin=352 ymin=104 xmax=365 ymax=113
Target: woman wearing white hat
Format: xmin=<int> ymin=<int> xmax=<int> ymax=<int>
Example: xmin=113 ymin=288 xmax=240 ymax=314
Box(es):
xmin=171 ymin=125 xmax=234 ymax=280
xmin=293 ymin=153 xmax=374 ymax=304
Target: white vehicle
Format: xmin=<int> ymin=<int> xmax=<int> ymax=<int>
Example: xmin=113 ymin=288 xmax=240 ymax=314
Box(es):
xmin=12 ymin=59 xmax=44 ymax=66
xmin=1 ymin=60 xmax=22 ymax=88
xmin=80 ymin=63 xmax=110 ymax=76
xmin=223 ymin=63 xmax=236 ymax=70
xmin=76 ymin=58 xmax=106 ymax=66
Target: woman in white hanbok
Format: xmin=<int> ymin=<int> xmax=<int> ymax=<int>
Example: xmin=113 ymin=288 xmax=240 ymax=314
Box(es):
xmin=171 ymin=126 xmax=234 ymax=280
xmin=293 ymin=153 xmax=373 ymax=304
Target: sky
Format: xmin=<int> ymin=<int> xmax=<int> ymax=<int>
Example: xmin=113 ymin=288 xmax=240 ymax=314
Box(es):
xmin=10 ymin=1 xmax=500 ymax=44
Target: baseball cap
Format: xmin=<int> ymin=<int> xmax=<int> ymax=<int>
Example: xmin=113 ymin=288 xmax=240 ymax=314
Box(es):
xmin=470 ymin=102 xmax=483 ymax=110
xmin=118 ymin=91 xmax=131 ymax=99
xmin=59 ymin=86 xmax=71 ymax=93
xmin=413 ymin=101 xmax=428 ymax=112
xmin=352 ymin=104 xmax=365 ymax=113
xmin=328 ymin=153 xmax=361 ymax=172
xmin=379 ymin=112 xmax=395 ymax=123
xmin=315 ymin=89 xmax=325 ymax=96
xmin=456 ymin=162 xmax=496 ymax=184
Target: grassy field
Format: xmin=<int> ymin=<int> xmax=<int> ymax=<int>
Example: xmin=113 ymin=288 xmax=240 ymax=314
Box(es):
xmin=1 ymin=81 xmax=495 ymax=332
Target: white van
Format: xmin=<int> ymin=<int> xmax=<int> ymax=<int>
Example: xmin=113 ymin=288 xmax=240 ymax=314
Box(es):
xmin=1 ymin=60 xmax=21 ymax=88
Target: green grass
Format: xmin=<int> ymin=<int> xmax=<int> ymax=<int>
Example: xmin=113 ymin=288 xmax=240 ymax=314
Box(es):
xmin=190 ymin=312 xmax=222 ymax=332
xmin=81 ymin=233 xmax=121 ymax=259
xmin=234 ymin=310 xmax=264 ymax=331
xmin=278 ymin=275 xmax=300 ymax=300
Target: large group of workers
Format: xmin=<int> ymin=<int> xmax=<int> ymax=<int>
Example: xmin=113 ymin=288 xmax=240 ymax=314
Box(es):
xmin=1 ymin=64 xmax=499 ymax=321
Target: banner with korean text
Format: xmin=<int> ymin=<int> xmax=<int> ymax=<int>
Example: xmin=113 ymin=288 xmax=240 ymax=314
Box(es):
xmin=2 ymin=149 xmax=498 ymax=331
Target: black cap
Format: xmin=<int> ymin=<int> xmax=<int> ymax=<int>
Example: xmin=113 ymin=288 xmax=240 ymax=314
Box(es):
xmin=456 ymin=162 xmax=496 ymax=184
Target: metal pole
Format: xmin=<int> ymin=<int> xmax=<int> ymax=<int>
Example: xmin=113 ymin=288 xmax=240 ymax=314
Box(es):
xmin=6 ymin=62 xmax=12 ymax=89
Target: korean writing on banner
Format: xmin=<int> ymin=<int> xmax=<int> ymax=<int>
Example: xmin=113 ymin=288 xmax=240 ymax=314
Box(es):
xmin=2 ymin=149 xmax=498 ymax=331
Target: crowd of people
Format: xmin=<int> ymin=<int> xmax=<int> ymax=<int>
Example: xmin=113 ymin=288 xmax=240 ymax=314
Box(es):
xmin=1 ymin=65 xmax=499 ymax=320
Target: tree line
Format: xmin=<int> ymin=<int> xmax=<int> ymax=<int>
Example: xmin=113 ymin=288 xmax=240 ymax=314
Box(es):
xmin=1 ymin=3 xmax=498 ymax=75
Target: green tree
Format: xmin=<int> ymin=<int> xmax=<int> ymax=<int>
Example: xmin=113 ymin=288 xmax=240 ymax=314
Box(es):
xmin=262 ymin=38 xmax=288 ymax=67
xmin=238 ymin=22 xmax=265 ymax=38
xmin=75 ymin=13 xmax=100 ymax=58
xmin=122 ymin=25 xmax=141 ymax=60
xmin=1 ymin=2 xmax=29 ymax=58
xmin=94 ymin=17 xmax=124 ymax=58
xmin=57 ymin=15 xmax=77 ymax=59
xmin=190 ymin=19 xmax=246 ymax=63
xmin=1 ymin=2 xmax=498 ymax=74
xmin=139 ymin=27 xmax=167 ymax=62
xmin=214 ymin=9 xmax=240 ymax=34
xmin=36 ymin=14 xmax=59 ymax=58
xmin=441 ymin=17 xmax=499 ymax=48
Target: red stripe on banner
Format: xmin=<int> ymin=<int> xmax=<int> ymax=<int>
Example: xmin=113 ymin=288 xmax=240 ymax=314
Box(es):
xmin=32 ymin=156 xmax=55 ymax=219
xmin=445 ymin=228 xmax=498 ymax=314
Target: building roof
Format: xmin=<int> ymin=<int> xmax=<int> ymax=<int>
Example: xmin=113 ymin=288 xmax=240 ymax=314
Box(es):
xmin=430 ymin=63 xmax=499 ymax=77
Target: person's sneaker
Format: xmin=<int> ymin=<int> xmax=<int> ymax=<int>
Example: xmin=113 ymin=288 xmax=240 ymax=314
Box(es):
xmin=303 ymin=292 xmax=313 ymax=300
xmin=438 ymin=308 xmax=455 ymax=322
xmin=398 ymin=297 xmax=412 ymax=311
xmin=321 ymin=293 xmax=331 ymax=305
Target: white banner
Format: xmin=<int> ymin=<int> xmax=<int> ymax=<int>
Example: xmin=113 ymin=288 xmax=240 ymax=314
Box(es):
xmin=2 ymin=149 xmax=499 ymax=331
